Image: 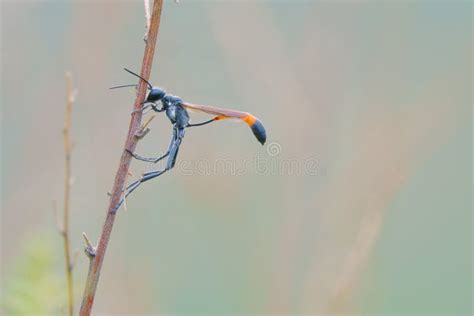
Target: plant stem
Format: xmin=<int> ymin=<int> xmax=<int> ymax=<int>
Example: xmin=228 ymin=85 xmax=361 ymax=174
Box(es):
xmin=63 ymin=72 xmax=75 ymax=316
xmin=79 ymin=1 xmax=164 ymax=315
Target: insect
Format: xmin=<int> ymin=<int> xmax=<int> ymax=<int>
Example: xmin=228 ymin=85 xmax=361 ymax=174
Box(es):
xmin=111 ymin=68 xmax=266 ymax=212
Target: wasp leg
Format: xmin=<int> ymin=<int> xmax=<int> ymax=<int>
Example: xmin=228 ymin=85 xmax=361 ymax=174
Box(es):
xmin=186 ymin=118 xmax=217 ymax=128
xmin=165 ymin=127 xmax=184 ymax=169
xmin=127 ymin=127 xmax=178 ymax=163
xmin=131 ymin=102 xmax=151 ymax=114
xmin=113 ymin=127 xmax=185 ymax=212
xmin=126 ymin=149 xmax=169 ymax=163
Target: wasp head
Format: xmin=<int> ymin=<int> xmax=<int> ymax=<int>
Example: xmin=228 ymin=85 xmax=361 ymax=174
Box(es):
xmin=147 ymin=86 xmax=166 ymax=103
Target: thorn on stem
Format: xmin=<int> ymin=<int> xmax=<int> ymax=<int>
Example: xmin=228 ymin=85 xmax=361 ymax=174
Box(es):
xmin=123 ymin=195 xmax=128 ymax=212
xmin=135 ymin=128 xmax=151 ymax=139
xmin=122 ymin=171 xmax=134 ymax=212
xmin=135 ymin=114 xmax=156 ymax=140
xmin=82 ymin=232 xmax=96 ymax=259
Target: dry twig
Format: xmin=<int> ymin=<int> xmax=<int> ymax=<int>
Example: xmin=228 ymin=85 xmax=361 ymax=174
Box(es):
xmin=61 ymin=72 xmax=76 ymax=316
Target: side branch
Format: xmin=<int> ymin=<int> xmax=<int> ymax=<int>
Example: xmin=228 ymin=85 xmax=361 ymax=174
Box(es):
xmin=79 ymin=1 xmax=164 ymax=315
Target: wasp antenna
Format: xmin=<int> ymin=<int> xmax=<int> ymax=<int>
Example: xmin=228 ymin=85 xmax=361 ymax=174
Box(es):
xmin=109 ymin=84 xmax=138 ymax=90
xmin=123 ymin=68 xmax=153 ymax=90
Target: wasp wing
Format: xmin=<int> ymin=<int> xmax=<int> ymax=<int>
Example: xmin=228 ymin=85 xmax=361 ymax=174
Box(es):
xmin=181 ymin=102 xmax=266 ymax=145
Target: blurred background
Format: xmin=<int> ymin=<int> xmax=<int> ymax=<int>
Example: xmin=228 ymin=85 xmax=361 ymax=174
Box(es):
xmin=1 ymin=1 xmax=472 ymax=315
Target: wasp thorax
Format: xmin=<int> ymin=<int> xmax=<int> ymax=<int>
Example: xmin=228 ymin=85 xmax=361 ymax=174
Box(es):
xmin=162 ymin=95 xmax=183 ymax=107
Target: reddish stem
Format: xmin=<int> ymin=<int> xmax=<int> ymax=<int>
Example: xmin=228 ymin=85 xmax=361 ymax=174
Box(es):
xmin=79 ymin=1 xmax=164 ymax=315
